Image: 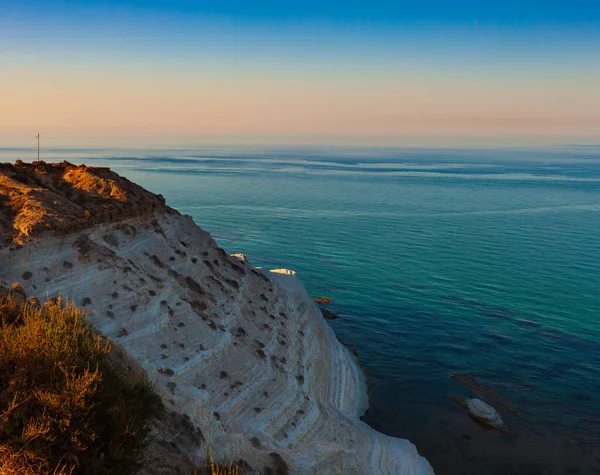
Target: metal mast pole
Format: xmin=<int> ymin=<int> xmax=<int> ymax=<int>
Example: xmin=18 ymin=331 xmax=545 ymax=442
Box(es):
xmin=36 ymin=134 xmax=40 ymax=160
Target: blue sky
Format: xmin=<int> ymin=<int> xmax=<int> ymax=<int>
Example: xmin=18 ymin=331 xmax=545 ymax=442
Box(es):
xmin=1 ymin=0 xmax=599 ymax=146
xmin=3 ymin=0 xmax=599 ymax=67
xmin=5 ymin=0 xmax=600 ymax=24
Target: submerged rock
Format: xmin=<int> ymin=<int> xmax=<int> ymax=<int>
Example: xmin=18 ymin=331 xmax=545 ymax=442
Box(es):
xmin=466 ymin=398 xmax=505 ymax=430
xmin=450 ymin=372 xmax=518 ymax=418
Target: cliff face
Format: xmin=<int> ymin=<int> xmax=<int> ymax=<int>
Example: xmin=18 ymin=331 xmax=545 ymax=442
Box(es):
xmin=0 ymin=162 xmax=433 ymax=475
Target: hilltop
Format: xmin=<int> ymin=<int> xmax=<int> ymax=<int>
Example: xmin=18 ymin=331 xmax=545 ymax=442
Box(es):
xmin=0 ymin=161 xmax=173 ymax=245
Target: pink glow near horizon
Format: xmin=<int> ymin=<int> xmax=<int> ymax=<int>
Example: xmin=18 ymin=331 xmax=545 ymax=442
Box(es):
xmin=2 ymin=70 xmax=598 ymax=142
xmin=2 ymin=17 xmax=600 ymax=147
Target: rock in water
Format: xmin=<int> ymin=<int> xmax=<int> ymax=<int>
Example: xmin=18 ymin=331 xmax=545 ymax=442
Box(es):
xmin=450 ymin=372 xmax=518 ymax=418
xmin=466 ymin=398 xmax=505 ymax=430
xmin=321 ymin=308 xmax=339 ymax=320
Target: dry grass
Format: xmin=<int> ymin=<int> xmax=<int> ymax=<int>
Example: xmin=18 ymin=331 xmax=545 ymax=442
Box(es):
xmin=192 ymin=446 xmax=241 ymax=475
xmin=0 ymin=296 xmax=162 ymax=475
xmin=208 ymin=460 xmax=240 ymax=475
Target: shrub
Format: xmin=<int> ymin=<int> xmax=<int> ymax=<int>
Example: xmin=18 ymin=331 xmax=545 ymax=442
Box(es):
xmin=0 ymin=296 xmax=162 ymax=475
xmin=194 ymin=446 xmax=241 ymax=475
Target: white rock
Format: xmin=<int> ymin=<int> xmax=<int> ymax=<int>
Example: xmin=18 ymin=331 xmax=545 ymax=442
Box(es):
xmin=466 ymin=398 xmax=504 ymax=430
xmin=0 ymin=213 xmax=434 ymax=475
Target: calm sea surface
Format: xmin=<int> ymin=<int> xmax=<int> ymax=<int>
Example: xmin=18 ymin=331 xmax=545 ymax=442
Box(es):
xmin=2 ymin=145 xmax=600 ymax=474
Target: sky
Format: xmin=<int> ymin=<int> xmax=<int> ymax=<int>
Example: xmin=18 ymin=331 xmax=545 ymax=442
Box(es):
xmin=1 ymin=0 xmax=599 ymax=147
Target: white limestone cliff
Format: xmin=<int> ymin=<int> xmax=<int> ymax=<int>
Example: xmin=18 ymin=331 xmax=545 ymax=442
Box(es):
xmin=0 ymin=212 xmax=433 ymax=474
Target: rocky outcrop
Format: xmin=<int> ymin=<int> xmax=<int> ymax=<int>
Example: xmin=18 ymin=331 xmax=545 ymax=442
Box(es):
xmin=0 ymin=161 xmax=173 ymax=245
xmin=0 ymin=163 xmax=433 ymax=474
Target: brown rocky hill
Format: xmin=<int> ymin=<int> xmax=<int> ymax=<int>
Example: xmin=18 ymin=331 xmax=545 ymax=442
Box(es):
xmin=0 ymin=160 xmax=174 ymax=245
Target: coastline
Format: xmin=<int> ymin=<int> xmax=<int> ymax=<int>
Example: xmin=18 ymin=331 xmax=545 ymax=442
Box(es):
xmin=336 ymin=335 xmax=374 ymax=417
xmin=2 ymin=147 xmax=599 ymax=473
xmin=0 ymin=162 xmax=434 ymax=474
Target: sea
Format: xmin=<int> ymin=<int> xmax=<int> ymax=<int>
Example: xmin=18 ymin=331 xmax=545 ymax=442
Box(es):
xmin=2 ymin=144 xmax=599 ymax=474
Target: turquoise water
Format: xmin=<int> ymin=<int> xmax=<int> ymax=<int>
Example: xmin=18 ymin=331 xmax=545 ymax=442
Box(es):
xmin=2 ymin=145 xmax=600 ymax=473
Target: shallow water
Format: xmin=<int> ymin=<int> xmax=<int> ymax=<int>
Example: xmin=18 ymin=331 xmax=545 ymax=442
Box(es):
xmin=3 ymin=145 xmax=600 ymax=474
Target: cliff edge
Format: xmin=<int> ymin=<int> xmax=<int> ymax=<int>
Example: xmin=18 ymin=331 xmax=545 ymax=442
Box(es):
xmin=0 ymin=162 xmax=433 ymax=474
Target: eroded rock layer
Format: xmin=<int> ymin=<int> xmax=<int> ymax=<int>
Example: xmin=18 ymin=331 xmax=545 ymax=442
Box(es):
xmin=0 ymin=163 xmax=433 ymax=474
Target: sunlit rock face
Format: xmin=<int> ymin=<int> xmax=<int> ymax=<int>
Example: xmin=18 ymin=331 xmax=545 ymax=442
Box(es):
xmin=0 ymin=164 xmax=433 ymax=475
xmin=0 ymin=161 xmax=171 ymax=245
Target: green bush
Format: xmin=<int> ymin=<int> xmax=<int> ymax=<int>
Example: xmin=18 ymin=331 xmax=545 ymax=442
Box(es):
xmin=0 ymin=296 xmax=162 ymax=475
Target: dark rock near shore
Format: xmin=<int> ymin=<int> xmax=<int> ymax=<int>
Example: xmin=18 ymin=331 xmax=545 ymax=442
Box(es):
xmin=321 ymin=308 xmax=339 ymax=320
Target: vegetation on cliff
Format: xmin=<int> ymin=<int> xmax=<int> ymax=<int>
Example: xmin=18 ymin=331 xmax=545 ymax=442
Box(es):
xmin=0 ymin=296 xmax=162 ymax=475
